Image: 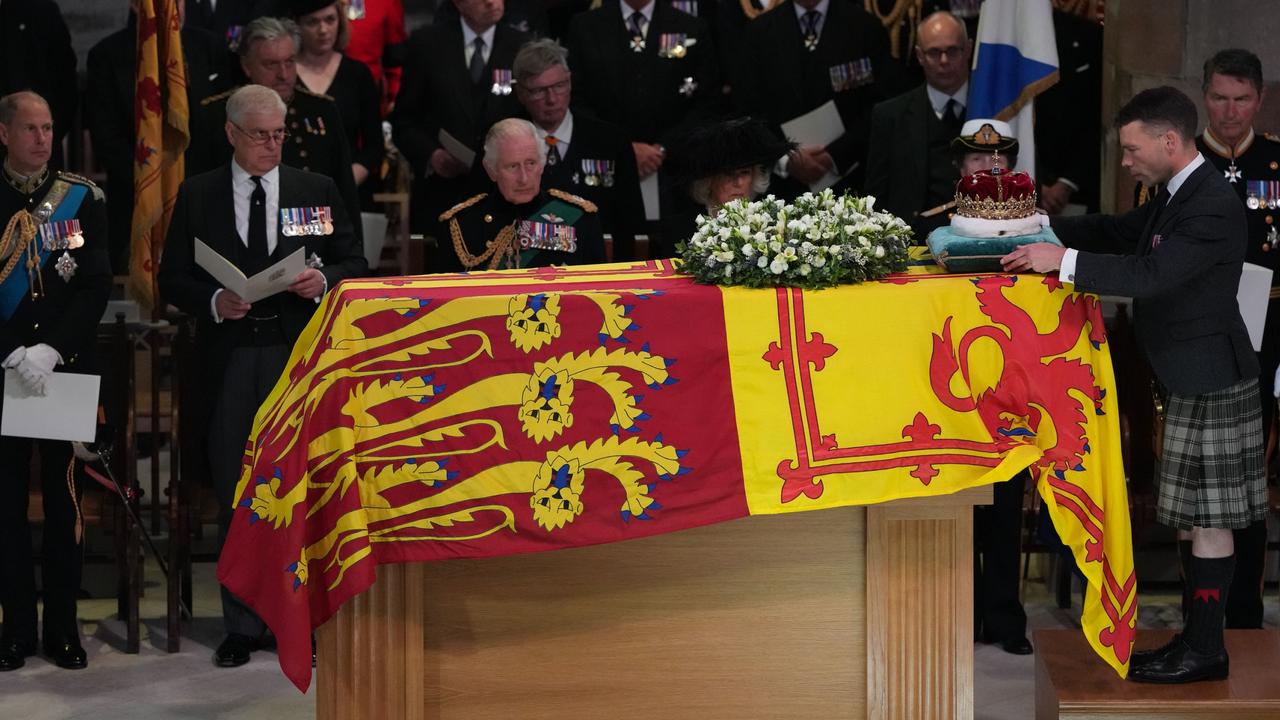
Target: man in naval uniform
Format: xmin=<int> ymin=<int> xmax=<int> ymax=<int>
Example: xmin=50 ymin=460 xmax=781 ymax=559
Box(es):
xmin=159 ymin=84 xmax=366 ymax=668
xmin=0 ymin=91 xmax=112 ymax=672
xmin=1194 ymin=48 xmax=1276 ymax=632
xmin=437 ymin=118 xmax=603 ymax=273
xmin=189 ymin=16 xmax=362 ymax=240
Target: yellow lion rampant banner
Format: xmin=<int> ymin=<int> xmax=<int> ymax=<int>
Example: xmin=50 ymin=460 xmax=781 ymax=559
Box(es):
xmin=217 ymin=258 xmax=1135 ymax=691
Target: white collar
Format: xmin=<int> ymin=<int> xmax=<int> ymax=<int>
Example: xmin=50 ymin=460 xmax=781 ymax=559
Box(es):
xmin=793 ymin=0 xmax=830 ymax=22
xmin=534 ymin=110 xmax=574 ymax=145
xmin=620 ymin=0 xmax=656 ymax=25
xmin=461 ymin=18 xmax=496 ymax=50
xmin=231 ymin=159 xmax=279 ymax=187
xmin=926 ymin=81 xmax=969 ymax=115
xmin=1202 ymin=126 xmax=1255 ymax=160
xmin=1166 ymin=152 xmax=1206 ymax=200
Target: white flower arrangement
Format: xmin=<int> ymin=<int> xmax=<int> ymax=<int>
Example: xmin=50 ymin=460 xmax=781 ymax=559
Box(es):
xmin=677 ymin=190 xmax=913 ymax=289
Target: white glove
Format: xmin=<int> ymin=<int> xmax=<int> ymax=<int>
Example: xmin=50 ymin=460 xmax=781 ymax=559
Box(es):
xmin=15 ymin=343 xmax=61 ymax=396
xmin=2 ymin=346 xmax=24 ymax=368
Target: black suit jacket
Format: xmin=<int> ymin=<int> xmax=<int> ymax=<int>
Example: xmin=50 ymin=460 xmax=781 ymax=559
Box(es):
xmin=158 ymin=164 xmax=367 ymax=389
xmin=392 ymin=19 xmax=529 ymax=228
xmin=1034 ymin=9 xmax=1103 ymax=212
xmin=540 ymin=113 xmax=646 ymax=261
xmin=86 ymin=16 xmax=231 ymax=274
xmin=864 ymin=84 xmax=947 ymax=231
xmin=184 ymin=0 xmax=280 ymax=45
xmin=1053 ymin=160 xmax=1258 ymax=396
xmin=565 ymin=3 xmax=720 ymax=146
xmin=736 ymin=0 xmax=899 ymax=186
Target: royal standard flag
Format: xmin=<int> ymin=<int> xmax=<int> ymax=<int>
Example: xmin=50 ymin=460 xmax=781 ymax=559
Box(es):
xmin=217 ymin=258 xmax=1135 ymax=691
xmin=968 ymin=0 xmax=1059 ymax=176
xmin=130 ymin=0 xmax=190 ymax=309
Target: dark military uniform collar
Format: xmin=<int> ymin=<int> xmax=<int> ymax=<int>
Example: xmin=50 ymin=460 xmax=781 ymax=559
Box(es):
xmin=1202 ymin=126 xmax=1255 ymax=160
xmin=2 ymin=160 xmax=50 ymax=196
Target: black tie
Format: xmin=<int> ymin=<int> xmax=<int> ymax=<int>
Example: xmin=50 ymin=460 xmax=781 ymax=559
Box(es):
xmin=942 ymin=98 xmax=963 ymax=134
xmin=802 ymin=11 xmax=821 ymax=50
xmin=248 ymin=175 xmax=268 ymax=272
xmin=469 ymin=36 xmax=486 ymax=84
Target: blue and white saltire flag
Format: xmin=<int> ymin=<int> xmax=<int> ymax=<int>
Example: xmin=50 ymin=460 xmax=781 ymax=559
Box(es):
xmin=968 ymin=0 xmax=1059 ymax=176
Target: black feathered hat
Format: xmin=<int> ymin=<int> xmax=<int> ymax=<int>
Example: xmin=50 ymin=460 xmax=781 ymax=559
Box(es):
xmin=666 ymin=117 xmax=795 ymax=187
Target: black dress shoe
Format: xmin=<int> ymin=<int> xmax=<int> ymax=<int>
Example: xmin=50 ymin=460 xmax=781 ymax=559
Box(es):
xmin=1130 ymin=633 xmax=1181 ymax=666
xmin=0 ymin=637 xmax=37 ymax=671
xmin=1129 ymin=638 xmax=1229 ymax=684
xmin=214 ymin=634 xmax=255 ymax=668
xmin=1000 ymin=636 xmax=1034 ymax=655
xmin=44 ymin=637 xmax=88 ymax=670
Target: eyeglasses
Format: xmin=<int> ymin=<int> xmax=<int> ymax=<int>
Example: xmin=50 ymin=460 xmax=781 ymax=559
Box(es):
xmin=520 ymin=79 xmax=571 ymax=101
xmin=232 ymin=123 xmax=290 ymax=145
xmin=921 ymin=46 xmax=965 ymax=61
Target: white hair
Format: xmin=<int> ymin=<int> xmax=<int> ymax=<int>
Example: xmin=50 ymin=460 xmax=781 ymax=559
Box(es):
xmin=227 ymin=84 xmax=287 ymax=125
xmin=690 ymin=166 xmax=771 ymax=208
xmin=481 ymin=118 xmax=545 ymax=170
xmin=238 ymin=16 xmax=301 ymax=58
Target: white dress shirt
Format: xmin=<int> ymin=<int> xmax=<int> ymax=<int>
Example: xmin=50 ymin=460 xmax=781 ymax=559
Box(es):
xmin=212 ymin=161 xmax=282 ymax=320
xmin=462 ymin=20 xmax=496 ymax=67
xmin=534 ymin=111 xmax=575 ymax=161
xmin=1059 ymin=153 xmax=1207 ymax=286
xmin=926 ymin=81 xmax=968 ymax=120
xmin=620 ymin=0 xmax=656 ymax=37
xmin=792 ymin=0 xmax=830 ymax=40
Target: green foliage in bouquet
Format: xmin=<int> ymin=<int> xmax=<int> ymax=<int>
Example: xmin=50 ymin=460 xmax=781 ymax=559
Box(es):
xmin=676 ymin=190 xmax=913 ymax=289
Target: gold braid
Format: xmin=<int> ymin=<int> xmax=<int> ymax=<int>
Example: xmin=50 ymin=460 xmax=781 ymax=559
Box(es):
xmin=450 ymin=219 xmax=521 ymax=270
xmin=66 ymin=454 xmax=83 ymax=546
xmin=866 ymin=0 xmax=923 ymax=61
xmin=0 ymin=210 xmax=41 ymax=295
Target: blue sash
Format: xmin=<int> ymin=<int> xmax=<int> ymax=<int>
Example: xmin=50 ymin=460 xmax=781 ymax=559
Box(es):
xmin=0 ymin=182 xmax=87 ymax=322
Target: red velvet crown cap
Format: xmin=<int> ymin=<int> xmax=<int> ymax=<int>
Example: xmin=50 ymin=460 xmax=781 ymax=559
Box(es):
xmin=954 ymin=169 xmax=1038 ymax=220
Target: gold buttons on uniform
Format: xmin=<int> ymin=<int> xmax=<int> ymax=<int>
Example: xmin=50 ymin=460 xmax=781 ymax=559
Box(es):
xmin=1271 ymin=161 xmax=1278 ymax=170
xmin=484 ymin=214 xmax=493 ymax=223
xmin=1267 ymin=215 xmax=1274 ymax=224
xmin=299 ymin=150 xmax=307 ymax=158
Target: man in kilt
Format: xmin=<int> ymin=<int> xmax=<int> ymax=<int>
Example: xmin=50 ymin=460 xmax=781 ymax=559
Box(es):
xmin=1000 ymin=86 xmax=1268 ymax=684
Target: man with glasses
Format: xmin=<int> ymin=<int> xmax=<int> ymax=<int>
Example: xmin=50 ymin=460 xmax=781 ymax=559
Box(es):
xmin=190 ymin=16 xmax=362 ymax=238
xmin=735 ymin=0 xmax=899 ymax=199
xmin=159 ymin=84 xmax=366 ymax=668
xmin=513 ymin=39 xmax=644 ymax=262
xmin=865 ymin=10 xmax=971 ymax=235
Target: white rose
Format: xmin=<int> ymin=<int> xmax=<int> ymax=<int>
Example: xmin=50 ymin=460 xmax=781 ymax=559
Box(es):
xmin=717 ymin=250 xmax=735 ymax=263
xmin=770 ymin=257 xmax=788 ymax=274
xmin=799 ymin=263 xmax=811 ymax=276
xmin=874 ymin=245 xmax=886 ymax=258
xmin=741 ymin=244 xmax=755 ymax=257
xmin=757 ymin=255 xmax=768 ymax=269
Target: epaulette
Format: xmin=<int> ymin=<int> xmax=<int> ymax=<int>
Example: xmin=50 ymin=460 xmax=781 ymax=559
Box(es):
xmin=295 ymin=85 xmax=335 ymax=103
xmin=57 ymin=171 xmax=105 ymax=202
xmin=439 ymin=193 xmax=487 ymax=222
xmin=919 ymin=200 xmax=955 ymax=219
xmin=200 ymin=87 xmax=237 ymax=106
xmin=1265 ymin=132 xmax=1280 ymax=143
xmin=548 ymin=188 xmax=598 ymax=213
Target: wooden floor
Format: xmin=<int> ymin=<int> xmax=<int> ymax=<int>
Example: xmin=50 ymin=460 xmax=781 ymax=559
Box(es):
xmin=1035 ymin=628 xmax=1280 ymax=719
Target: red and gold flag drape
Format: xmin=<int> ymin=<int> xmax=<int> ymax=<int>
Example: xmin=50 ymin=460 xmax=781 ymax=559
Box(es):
xmin=129 ymin=0 xmax=189 ymax=309
xmin=218 ymin=257 xmax=1135 ymax=691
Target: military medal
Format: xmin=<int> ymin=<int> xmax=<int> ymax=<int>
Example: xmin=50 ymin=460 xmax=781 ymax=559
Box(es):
xmin=347 ymin=0 xmax=366 ymax=20
xmin=1266 ymin=226 xmax=1277 ymax=252
xmin=307 ymin=252 xmax=325 ymax=269
xmin=1248 ymin=194 xmax=1261 ymax=210
xmin=658 ymin=33 xmax=691 ymax=59
xmin=490 ymin=69 xmax=514 ymax=96
xmin=630 ymin=35 xmax=646 ymax=52
xmin=1225 ymin=160 xmax=1242 ymax=183
xmin=518 ymin=220 xmax=577 ymax=253
xmin=679 ymin=76 xmax=698 ymax=97
xmin=829 ymin=59 xmax=874 ymax=93
xmin=38 ymin=219 xmax=84 ymax=251
xmin=1246 ymin=180 xmax=1278 ymax=211
xmin=671 ymin=0 xmax=699 ymax=15
xmin=55 ymin=251 xmax=76 ymax=281
xmin=226 ymin=25 xmax=244 ymax=52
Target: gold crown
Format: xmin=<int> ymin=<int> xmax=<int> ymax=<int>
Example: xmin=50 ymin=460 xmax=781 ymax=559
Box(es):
xmin=953 ymin=168 xmax=1039 ymax=220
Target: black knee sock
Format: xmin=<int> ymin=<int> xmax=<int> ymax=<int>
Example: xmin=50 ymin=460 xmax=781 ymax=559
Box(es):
xmin=1178 ymin=540 xmax=1193 ymax=625
xmin=1184 ymin=554 xmax=1235 ymax=655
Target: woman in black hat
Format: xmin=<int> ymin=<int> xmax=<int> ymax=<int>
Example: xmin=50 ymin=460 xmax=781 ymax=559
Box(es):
xmin=291 ymin=0 xmax=384 ymax=203
xmin=662 ymin=117 xmax=794 ymax=249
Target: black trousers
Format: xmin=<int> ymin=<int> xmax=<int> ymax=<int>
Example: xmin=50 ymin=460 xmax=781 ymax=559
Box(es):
xmin=209 ymin=341 xmax=290 ymax=639
xmin=974 ymin=470 xmax=1029 ymax=642
xmin=0 ymin=436 xmax=83 ymax=645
